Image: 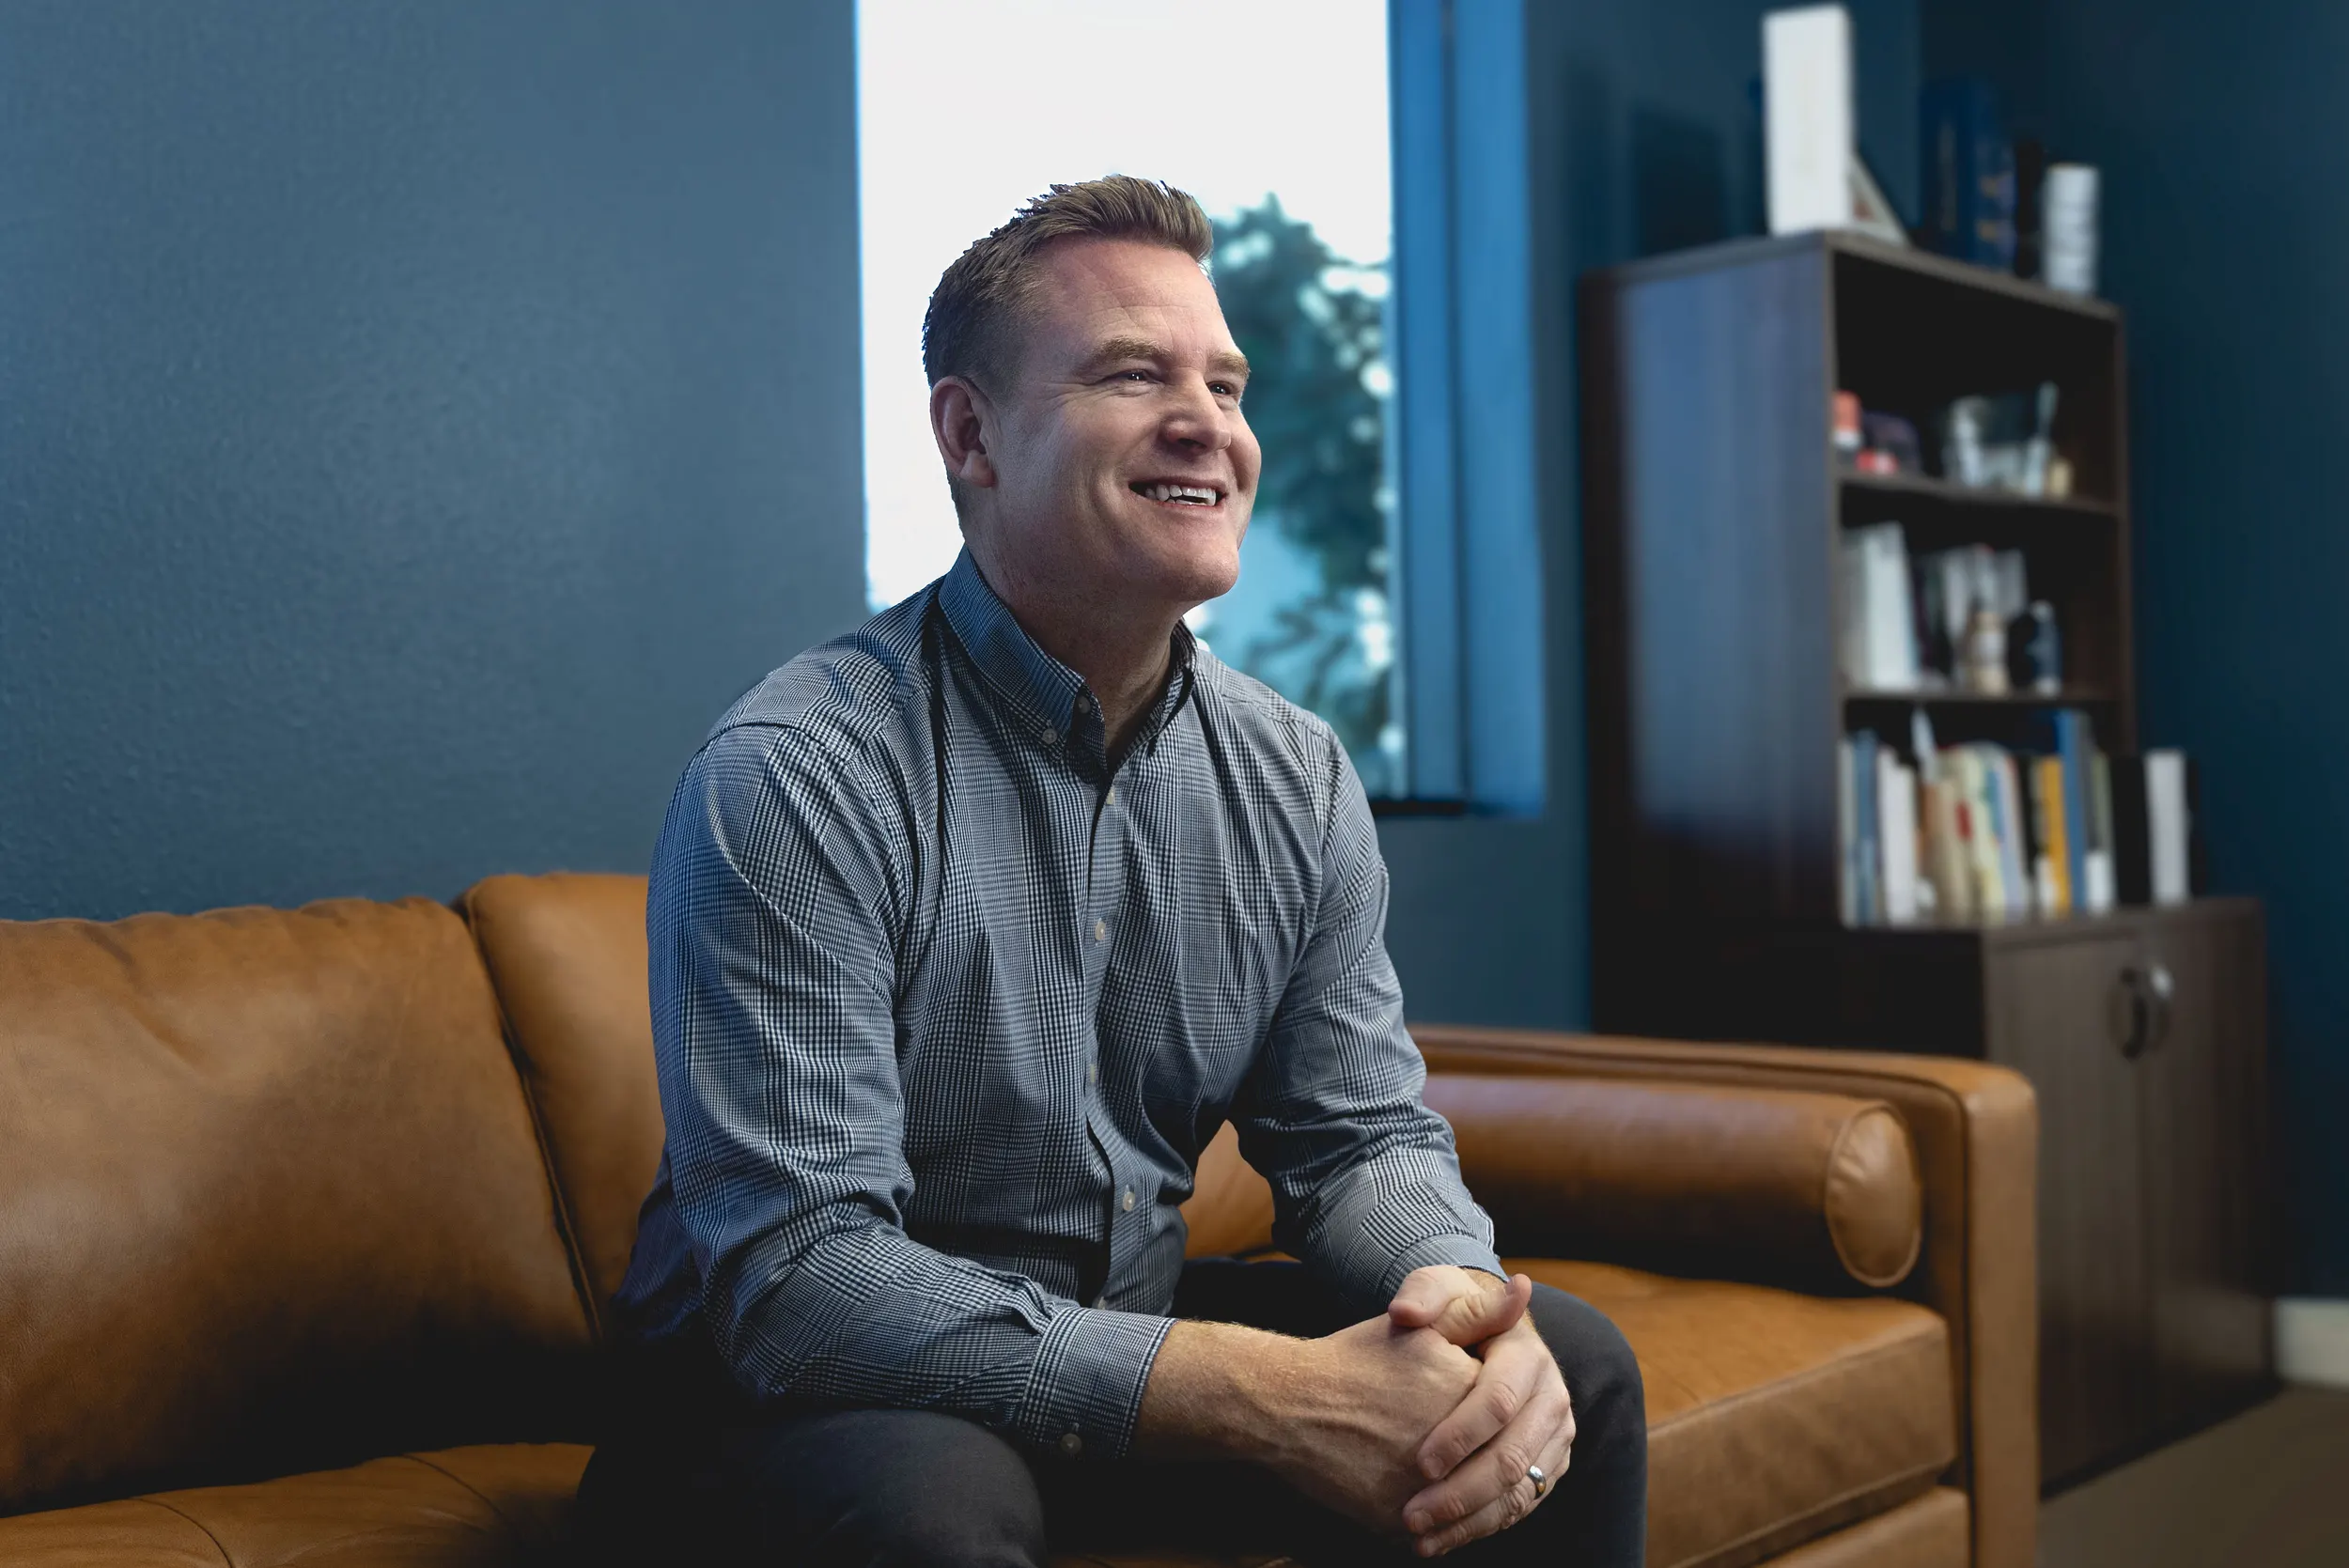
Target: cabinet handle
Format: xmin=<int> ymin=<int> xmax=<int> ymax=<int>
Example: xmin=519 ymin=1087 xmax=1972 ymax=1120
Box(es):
xmin=2118 ymin=962 xmax=2175 ymax=1060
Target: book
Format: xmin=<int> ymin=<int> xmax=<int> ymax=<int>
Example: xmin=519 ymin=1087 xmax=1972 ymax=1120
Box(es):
xmin=2050 ymin=710 xmax=2094 ymax=908
xmin=1837 ymin=736 xmax=1858 ymax=924
xmin=1852 ymin=727 xmax=1881 ymax=924
xmin=1841 ymin=523 xmax=1920 ymax=691
xmin=1921 ymin=76 xmax=2016 ymax=268
xmin=1766 ymin=7 xmax=1856 ymax=236
xmin=1879 ymin=751 xmax=1920 ymax=923
xmin=2146 ymin=749 xmax=2191 ymax=906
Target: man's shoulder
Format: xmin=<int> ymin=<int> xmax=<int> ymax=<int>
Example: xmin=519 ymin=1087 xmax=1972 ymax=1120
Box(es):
xmin=1190 ymin=646 xmax=1346 ymax=777
xmin=702 ymin=589 xmax=937 ymax=772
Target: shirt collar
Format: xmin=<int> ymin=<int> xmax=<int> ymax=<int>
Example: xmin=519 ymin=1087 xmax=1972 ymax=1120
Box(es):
xmin=938 ymin=549 xmax=1198 ymax=762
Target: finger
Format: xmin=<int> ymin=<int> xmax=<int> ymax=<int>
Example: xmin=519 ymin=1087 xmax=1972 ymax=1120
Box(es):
xmin=1384 ymin=1268 xmax=1459 ymax=1329
xmin=1403 ymin=1379 xmax=1571 ymax=1535
xmin=1410 ymin=1414 xmax=1576 ymax=1558
xmin=1413 ymin=1332 xmax=1544 ymax=1480
xmin=1394 ymin=1269 xmax=1532 ymax=1346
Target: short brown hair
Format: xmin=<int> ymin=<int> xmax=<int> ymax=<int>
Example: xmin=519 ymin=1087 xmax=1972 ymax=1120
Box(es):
xmin=922 ymin=176 xmax=1213 ymax=393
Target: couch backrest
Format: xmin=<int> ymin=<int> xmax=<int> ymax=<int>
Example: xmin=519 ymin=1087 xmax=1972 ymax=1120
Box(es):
xmin=461 ymin=873 xmax=667 ymax=1331
xmin=0 ymin=898 xmax=593 ymax=1519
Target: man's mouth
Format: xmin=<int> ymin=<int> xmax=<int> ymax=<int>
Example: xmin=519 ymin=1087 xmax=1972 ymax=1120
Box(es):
xmin=1131 ymin=481 xmax=1224 ymax=508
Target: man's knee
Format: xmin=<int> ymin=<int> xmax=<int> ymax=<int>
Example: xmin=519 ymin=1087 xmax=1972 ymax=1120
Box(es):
xmin=725 ymin=1407 xmax=1050 ymax=1567
xmin=1525 ymin=1285 xmax=1644 ymax=1438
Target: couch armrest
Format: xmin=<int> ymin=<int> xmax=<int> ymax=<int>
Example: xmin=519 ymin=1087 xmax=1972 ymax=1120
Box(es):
xmin=1413 ymin=1026 xmax=2037 ymax=1568
xmin=1423 ymin=1074 xmax=1922 ymax=1294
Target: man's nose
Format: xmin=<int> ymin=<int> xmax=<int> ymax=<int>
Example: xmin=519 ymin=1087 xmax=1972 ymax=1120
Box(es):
xmin=1161 ymin=377 xmax=1233 ymax=451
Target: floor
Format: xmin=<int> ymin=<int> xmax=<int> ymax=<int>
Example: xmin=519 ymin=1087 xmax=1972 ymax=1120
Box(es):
xmin=2037 ymin=1386 xmax=2349 ymax=1566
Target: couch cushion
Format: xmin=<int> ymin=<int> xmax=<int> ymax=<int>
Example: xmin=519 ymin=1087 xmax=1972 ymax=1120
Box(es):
xmin=1517 ymin=1260 xmax=1955 ymax=1568
xmin=0 ymin=900 xmax=592 ymax=1517
xmin=0 ymin=1444 xmax=590 ymax=1567
xmin=461 ymin=873 xmax=667 ymax=1327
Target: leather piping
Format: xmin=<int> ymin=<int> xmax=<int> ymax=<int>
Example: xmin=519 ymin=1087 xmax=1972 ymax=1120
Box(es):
xmin=1824 ymin=1105 xmax=1924 ymax=1288
xmin=400 ymin=1452 xmax=519 ymax=1534
xmin=132 ymin=1496 xmax=232 ymax=1566
xmin=454 ymin=891 xmax=605 ymax=1344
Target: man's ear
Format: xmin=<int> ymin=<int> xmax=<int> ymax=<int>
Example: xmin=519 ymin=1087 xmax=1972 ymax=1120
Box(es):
xmin=930 ymin=376 xmax=999 ymax=491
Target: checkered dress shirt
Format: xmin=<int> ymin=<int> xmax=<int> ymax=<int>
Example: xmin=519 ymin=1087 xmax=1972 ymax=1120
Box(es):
xmin=612 ymin=550 xmax=1502 ymax=1461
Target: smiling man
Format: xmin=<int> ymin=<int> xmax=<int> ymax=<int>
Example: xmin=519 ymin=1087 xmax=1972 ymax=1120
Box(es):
xmin=578 ymin=178 xmax=1646 ymax=1565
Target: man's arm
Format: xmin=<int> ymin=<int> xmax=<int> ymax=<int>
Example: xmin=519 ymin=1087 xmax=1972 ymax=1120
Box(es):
xmin=647 ymin=722 xmax=1171 ymax=1458
xmin=1226 ymin=737 xmax=1577 ymax=1553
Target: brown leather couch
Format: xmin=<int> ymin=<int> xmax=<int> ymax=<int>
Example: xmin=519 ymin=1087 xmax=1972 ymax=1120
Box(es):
xmin=0 ymin=873 xmax=2036 ymax=1568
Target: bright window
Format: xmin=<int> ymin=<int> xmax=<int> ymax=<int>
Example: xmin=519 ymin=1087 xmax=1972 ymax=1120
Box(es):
xmin=856 ymin=0 xmax=1404 ymax=793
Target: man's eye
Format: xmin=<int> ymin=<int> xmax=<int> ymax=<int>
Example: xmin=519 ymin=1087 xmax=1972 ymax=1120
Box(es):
xmin=1118 ymin=369 xmax=1153 ymax=383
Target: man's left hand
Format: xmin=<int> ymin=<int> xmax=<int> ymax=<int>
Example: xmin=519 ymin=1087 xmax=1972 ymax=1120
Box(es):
xmin=1386 ymin=1266 xmax=1577 ymax=1558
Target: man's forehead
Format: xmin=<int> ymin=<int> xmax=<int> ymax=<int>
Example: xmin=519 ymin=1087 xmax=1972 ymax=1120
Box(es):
xmin=1025 ymin=240 xmax=1238 ymax=359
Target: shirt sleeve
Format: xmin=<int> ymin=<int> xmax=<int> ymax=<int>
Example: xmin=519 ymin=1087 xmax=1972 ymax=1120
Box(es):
xmin=1228 ymin=733 xmax=1506 ymax=1315
xmin=647 ymin=722 xmax=1173 ymax=1459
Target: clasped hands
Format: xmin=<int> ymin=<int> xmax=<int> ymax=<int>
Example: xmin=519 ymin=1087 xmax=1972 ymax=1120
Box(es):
xmin=1282 ymin=1265 xmax=1576 ymax=1558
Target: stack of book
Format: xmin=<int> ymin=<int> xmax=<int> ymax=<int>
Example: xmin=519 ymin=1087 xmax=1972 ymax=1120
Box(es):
xmin=1838 ymin=715 xmax=2198 ymax=925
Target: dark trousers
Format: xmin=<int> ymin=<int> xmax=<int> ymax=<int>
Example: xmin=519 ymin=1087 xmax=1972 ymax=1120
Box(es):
xmin=577 ymin=1261 xmax=1646 ymax=1566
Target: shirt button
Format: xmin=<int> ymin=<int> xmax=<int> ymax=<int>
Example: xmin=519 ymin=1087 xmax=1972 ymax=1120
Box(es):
xmin=1041 ymin=726 xmax=1058 ymax=745
xmin=1093 ymin=918 xmax=1107 ymax=943
xmin=1086 ymin=1061 xmax=1098 ymax=1086
xmin=1106 ymin=784 xmax=1117 ymax=806
xmin=1122 ymin=1188 xmax=1136 ymax=1213
xmin=1059 ymin=1431 xmax=1083 ymax=1458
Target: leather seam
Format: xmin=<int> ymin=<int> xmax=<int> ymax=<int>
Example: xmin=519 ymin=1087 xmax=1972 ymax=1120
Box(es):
xmin=456 ymin=888 xmax=606 ymax=1343
xmin=400 ymin=1451 xmax=517 ymax=1532
xmin=133 ymin=1496 xmax=234 ymax=1566
xmin=1655 ymin=1460 xmax=1948 ymax=1568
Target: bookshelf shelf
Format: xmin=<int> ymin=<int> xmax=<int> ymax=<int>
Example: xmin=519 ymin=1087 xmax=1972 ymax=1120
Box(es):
xmin=1580 ymin=229 xmax=2273 ymax=1487
xmin=1838 ymin=469 xmax=2119 ymax=519
xmin=1842 ymin=686 xmax=2118 ymax=706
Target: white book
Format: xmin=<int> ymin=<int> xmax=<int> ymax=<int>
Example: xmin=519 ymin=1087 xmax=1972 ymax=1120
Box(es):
xmin=2147 ymin=750 xmax=2191 ymax=906
xmin=1879 ymin=756 xmax=1920 ymax=924
xmin=2082 ymin=850 xmax=2116 ymax=914
xmin=1766 ymin=7 xmax=1855 ymax=236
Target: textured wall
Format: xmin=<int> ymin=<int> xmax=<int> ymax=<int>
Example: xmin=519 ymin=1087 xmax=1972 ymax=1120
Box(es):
xmin=2010 ymin=0 xmax=2349 ymax=1294
xmin=0 ymin=0 xmax=865 ymax=922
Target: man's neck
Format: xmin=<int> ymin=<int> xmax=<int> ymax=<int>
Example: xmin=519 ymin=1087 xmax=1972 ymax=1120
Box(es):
xmin=967 ymin=548 xmax=1181 ymax=760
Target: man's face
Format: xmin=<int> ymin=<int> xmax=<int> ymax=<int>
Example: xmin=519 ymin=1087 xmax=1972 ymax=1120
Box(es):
xmin=966 ymin=237 xmax=1260 ymax=616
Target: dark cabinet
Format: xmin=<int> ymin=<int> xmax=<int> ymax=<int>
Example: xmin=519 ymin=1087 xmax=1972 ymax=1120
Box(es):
xmin=1982 ymin=903 xmax=2273 ymax=1483
xmin=1578 ymin=233 xmax=2277 ymax=1490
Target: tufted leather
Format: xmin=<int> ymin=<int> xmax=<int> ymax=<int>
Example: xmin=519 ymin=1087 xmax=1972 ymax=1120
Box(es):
xmin=0 ymin=901 xmax=592 ymax=1520
xmin=1426 ymin=1075 xmax=1921 ymax=1292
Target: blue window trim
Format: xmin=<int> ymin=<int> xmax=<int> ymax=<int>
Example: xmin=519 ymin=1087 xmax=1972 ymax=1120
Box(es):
xmin=1388 ymin=0 xmax=1545 ymax=815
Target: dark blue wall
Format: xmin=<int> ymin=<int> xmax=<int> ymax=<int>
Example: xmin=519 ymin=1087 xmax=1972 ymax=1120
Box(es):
xmin=2010 ymin=0 xmax=2349 ymax=1295
xmin=0 ymin=0 xmax=866 ymax=922
xmin=1380 ymin=0 xmax=1919 ymax=1029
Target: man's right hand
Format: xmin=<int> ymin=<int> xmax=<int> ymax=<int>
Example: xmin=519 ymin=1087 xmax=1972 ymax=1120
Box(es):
xmin=1134 ymin=1314 xmax=1479 ymax=1534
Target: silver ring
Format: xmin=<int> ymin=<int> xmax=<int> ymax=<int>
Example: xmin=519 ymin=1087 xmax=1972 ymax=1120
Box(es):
xmin=1527 ymin=1464 xmax=1548 ymax=1498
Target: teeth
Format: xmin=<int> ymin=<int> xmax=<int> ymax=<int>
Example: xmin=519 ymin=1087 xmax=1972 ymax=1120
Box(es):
xmin=1142 ymin=483 xmax=1219 ymax=505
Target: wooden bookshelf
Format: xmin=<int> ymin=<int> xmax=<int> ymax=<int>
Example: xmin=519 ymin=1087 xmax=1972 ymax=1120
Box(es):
xmin=1579 ymin=231 xmax=2274 ymax=1491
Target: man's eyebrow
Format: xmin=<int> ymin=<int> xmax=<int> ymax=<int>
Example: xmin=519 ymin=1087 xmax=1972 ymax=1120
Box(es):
xmin=1083 ymin=335 xmax=1252 ymax=380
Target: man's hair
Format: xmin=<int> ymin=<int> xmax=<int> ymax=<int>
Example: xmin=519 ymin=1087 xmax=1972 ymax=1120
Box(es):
xmin=922 ymin=175 xmax=1214 ymax=394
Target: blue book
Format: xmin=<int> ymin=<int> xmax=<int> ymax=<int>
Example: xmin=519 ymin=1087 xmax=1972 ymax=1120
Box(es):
xmin=1921 ymin=78 xmax=2016 ymax=269
xmin=2052 ymin=711 xmax=2092 ymax=908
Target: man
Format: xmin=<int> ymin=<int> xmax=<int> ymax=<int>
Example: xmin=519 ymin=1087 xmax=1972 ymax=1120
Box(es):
xmin=580 ymin=177 xmax=1644 ymax=1565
